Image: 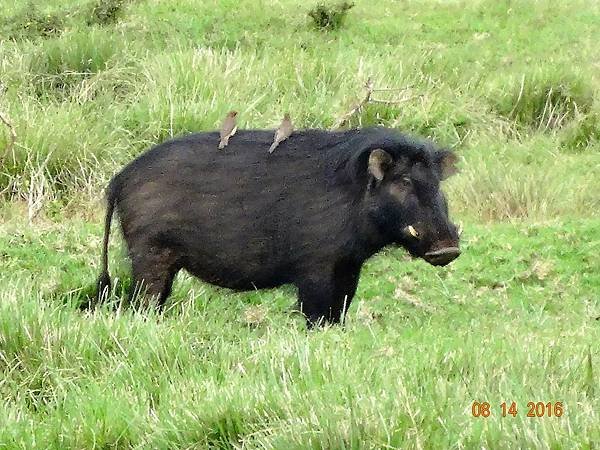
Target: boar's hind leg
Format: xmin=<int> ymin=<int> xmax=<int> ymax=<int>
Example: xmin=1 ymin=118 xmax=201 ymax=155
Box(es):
xmin=128 ymin=244 xmax=180 ymax=309
xmin=298 ymin=262 xmax=361 ymax=327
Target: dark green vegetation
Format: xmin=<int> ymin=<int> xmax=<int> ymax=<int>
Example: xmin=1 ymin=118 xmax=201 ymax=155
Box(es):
xmin=308 ymin=1 xmax=354 ymax=31
xmin=0 ymin=0 xmax=598 ymax=448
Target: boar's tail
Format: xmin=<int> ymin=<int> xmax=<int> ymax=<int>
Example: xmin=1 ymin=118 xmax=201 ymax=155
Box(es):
xmin=96 ymin=180 xmax=118 ymax=301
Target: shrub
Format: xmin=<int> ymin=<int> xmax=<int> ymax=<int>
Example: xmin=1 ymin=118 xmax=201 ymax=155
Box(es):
xmin=87 ymin=0 xmax=129 ymax=26
xmin=308 ymin=1 xmax=354 ymax=31
xmin=1 ymin=2 xmax=64 ymax=40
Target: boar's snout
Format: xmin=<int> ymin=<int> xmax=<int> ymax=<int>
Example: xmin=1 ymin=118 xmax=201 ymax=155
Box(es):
xmin=424 ymin=245 xmax=460 ymax=266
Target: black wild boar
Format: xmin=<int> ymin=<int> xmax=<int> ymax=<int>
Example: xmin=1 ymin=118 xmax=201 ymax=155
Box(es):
xmin=96 ymin=127 xmax=460 ymax=326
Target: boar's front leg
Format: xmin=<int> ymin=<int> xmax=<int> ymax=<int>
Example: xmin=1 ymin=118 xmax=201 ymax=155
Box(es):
xmin=297 ymin=261 xmax=361 ymax=327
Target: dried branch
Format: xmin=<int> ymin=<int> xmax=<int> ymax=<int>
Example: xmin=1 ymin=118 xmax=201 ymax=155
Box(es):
xmin=0 ymin=110 xmax=16 ymax=166
xmin=369 ymin=94 xmax=421 ymax=105
xmin=332 ymin=77 xmax=374 ymax=129
xmin=332 ymin=77 xmax=416 ymax=129
xmin=371 ymin=84 xmax=415 ymax=93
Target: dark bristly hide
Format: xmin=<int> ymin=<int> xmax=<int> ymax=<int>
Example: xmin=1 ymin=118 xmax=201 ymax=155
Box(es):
xmin=95 ymin=127 xmax=461 ymax=326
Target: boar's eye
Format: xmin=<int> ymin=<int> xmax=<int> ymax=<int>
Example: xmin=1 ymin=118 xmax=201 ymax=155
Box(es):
xmin=399 ymin=176 xmax=412 ymax=187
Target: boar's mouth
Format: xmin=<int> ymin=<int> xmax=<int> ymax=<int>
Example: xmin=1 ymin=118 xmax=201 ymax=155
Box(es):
xmin=423 ymin=246 xmax=460 ymax=266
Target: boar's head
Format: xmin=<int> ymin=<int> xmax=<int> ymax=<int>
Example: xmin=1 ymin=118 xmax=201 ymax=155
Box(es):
xmin=346 ymin=138 xmax=461 ymax=266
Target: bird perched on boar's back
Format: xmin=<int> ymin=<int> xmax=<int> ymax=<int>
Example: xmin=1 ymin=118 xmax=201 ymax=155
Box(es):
xmin=269 ymin=113 xmax=293 ymax=153
xmin=94 ymin=127 xmax=461 ymax=327
xmin=218 ymin=110 xmax=238 ymax=149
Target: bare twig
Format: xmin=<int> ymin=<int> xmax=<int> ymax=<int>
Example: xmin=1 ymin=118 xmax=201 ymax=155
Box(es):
xmin=371 ymin=84 xmax=415 ymax=92
xmin=332 ymin=77 xmax=416 ymax=129
xmin=0 ymin=110 xmax=16 ymax=166
xmin=370 ymin=94 xmax=421 ymax=105
xmin=332 ymin=77 xmax=374 ymax=129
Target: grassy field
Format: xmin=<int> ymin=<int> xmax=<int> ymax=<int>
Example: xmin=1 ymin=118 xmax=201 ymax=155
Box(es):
xmin=1 ymin=0 xmax=599 ymax=448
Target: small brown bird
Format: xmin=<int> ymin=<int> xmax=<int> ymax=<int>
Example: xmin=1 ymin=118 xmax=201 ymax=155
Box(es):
xmin=218 ymin=111 xmax=238 ymax=149
xmin=268 ymin=113 xmax=293 ymax=153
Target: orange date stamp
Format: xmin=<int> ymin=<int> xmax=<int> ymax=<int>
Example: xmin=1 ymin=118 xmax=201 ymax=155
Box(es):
xmin=471 ymin=402 xmax=564 ymax=418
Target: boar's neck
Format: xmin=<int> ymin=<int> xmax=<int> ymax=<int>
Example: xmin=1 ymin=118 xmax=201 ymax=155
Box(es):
xmin=349 ymin=200 xmax=390 ymax=262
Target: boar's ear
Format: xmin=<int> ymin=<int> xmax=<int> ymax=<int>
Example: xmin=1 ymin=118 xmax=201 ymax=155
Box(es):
xmin=368 ymin=149 xmax=393 ymax=181
xmin=436 ymin=150 xmax=459 ymax=180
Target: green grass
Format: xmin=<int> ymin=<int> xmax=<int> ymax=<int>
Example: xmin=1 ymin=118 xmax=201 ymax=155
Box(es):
xmin=1 ymin=0 xmax=599 ymax=218
xmin=1 ymin=0 xmax=599 ymax=448
xmin=0 ymin=213 xmax=598 ymax=448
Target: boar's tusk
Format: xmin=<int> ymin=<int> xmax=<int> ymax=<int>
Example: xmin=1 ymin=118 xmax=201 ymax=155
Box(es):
xmin=405 ymin=225 xmax=419 ymax=238
xmin=457 ymin=223 xmax=463 ymax=237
